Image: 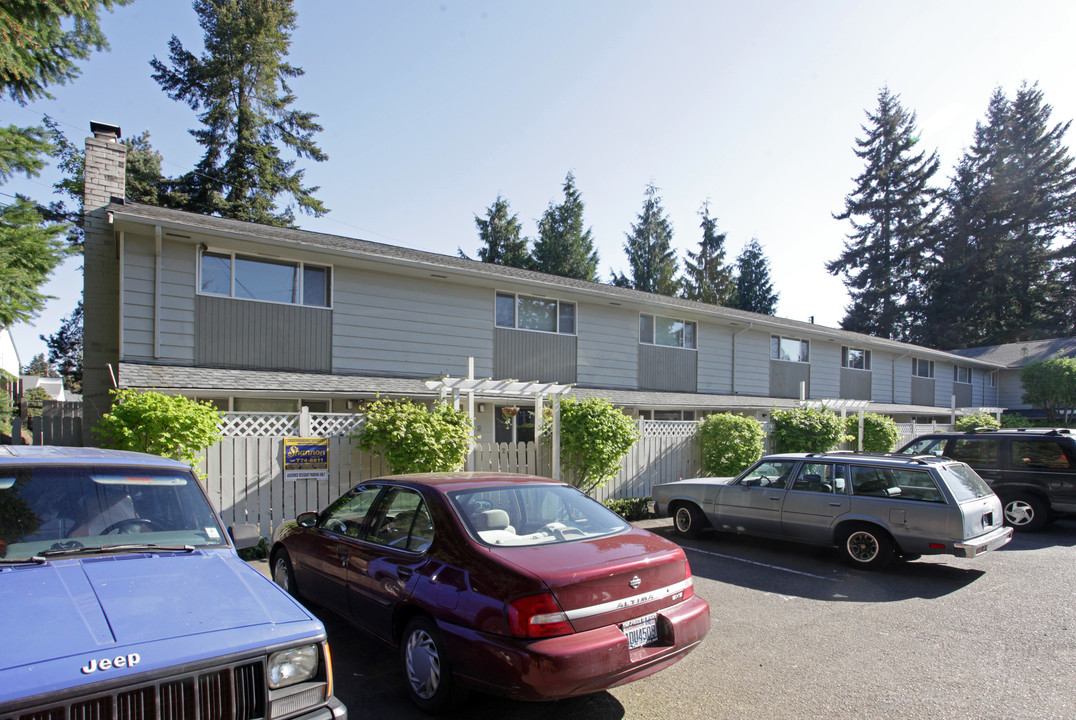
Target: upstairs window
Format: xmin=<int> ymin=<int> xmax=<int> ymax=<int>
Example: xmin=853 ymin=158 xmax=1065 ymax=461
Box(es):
xmin=913 ymin=358 xmax=935 ymax=378
xmin=496 ymin=292 xmax=576 ymax=334
xmin=771 ymin=336 xmax=809 ymax=363
xmin=954 ymin=366 xmax=972 ymax=384
xmin=640 ymin=314 xmax=696 ymax=349
xmin=842 ymin=346 xmax=871 ymax=371
xmin=200 ymin=249 xmax=331 ymax=308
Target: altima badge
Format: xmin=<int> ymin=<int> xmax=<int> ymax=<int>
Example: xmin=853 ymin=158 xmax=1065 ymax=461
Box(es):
xmin=629 ymin=576 xmax=641 ymax=589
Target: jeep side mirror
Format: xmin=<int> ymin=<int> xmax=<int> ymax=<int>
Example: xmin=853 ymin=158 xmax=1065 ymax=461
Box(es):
xmin=228 ymin=523 xmax=261 ymax=550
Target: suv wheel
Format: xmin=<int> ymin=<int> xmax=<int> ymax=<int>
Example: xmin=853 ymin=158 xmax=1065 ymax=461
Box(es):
xmin=838 ymin=524 xmax=894 ymax=570
xmin=1003 ymin=494 xmax=1049 ymax=532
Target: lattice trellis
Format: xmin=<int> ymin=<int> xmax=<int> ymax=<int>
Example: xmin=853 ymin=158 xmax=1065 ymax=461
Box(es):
xmin=641 ymin=420 xmax=700 ymax=438
xmin=220 ymin=413 xmax=301 ymax=437
xmin=311 ymin=414 xmax=365 ymax=437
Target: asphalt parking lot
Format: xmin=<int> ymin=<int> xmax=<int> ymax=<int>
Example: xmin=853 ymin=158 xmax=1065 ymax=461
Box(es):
xmin=271 ymin=516 xmax=1076 ymax=720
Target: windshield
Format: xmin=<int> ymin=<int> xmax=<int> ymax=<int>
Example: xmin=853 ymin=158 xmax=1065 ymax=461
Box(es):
xmin=0 ymin=465 xmax=227 ymax=561
xmin=449 ymin=484 xmax=629 ymax=547
xmin=937 ymin=463 xmax=995 ymax=502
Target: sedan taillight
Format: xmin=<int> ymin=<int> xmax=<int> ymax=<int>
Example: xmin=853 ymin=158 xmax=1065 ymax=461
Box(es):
xmin=506 ymin=592 xmax=572 ymax=638
xmin=682 ymin=561 xmax=695 ymax=600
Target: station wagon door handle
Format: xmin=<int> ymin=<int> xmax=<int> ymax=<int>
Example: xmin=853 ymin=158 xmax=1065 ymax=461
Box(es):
xmin=768 ymin=495 xmax=782 ymax=501
xmin=829 ymin=502 xmax=843 ymax=507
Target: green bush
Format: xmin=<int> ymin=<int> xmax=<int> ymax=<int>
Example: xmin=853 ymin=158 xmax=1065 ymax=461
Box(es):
xmin=697 ymin=413 xmax=764 ymax=476
xmin=603 ymin=497 xmax=650 ymax=521
xmin=557 ymin=396 xmax=640 ymax=493
xmin=954 ymin=412 xmax=1000 ymax=431
xmin=95 ymin=389 xmax=222 ymax=478
xmin=353 ymin=397 xmax=473 ymax=474
xmin=1000 ymin=413 xmax=1033 ymax=428
xmin=237 ymin=536 xmax=269 ymax=561
xmin=845 ymin=412 xmax=900 ymax=453
xmin=770 ymin=407 xmax=850 ymax=453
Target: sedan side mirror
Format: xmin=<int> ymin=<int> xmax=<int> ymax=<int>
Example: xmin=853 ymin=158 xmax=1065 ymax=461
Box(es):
xmin=296 ymin=511 xmax=319 ymax=528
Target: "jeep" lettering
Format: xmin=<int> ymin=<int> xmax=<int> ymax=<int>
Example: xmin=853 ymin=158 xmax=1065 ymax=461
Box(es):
xmin=81 ymin=654 xmax=140 ymax=674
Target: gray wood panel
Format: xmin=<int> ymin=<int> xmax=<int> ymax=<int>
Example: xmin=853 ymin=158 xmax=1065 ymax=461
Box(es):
xmin=494 ymin=327 xmax=577 ymax=383
xmin=911 ymin=377 xmax=936 ymax=407
xmin=770 ymin=360 xmax=810 ymax=399
xmin=638 ymin=344 xmax=697 ymax=392
xmin=196 ymin=295 xmax=331 ymax=371
xmin=954 ymin=383 xmax=973 ymax=407
xmin=840 ymin=368 xmax=872 ymax=400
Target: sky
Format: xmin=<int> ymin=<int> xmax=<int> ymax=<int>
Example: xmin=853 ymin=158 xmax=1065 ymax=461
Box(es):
xmin=6 ymin=0 xmax=1076 ymax=366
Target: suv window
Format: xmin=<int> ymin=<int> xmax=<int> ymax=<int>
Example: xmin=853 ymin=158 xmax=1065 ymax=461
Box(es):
xmin=1010 ymin=439 xmax=1073 ymax=469
xmin=901 ymin=437 xmax=947 ymax=456
xmin=948 ymin=438 xmax=1000 ymax=467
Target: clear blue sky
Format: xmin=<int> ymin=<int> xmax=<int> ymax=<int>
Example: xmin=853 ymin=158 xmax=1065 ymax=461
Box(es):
xmin=6 ymin=0 xmax=1076 ymax=365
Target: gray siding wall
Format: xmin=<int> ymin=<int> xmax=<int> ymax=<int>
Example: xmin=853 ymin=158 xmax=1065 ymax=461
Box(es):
xmin=810 ymin=343 xmax=840 ymax=398
xmin=494 ymin=328 xmax=577 ymax=384
xmin=871 ymin=352 xmax=896 ymax=403
xmin=638 ymin=345 xmax=697 ymax=392
xmin=998 ymin=369 xmax=1026 ymax=409
xmin=840 ymin=368 xmax=872 ymax=400
xmin=333 ymin=266 xmax=492 ymax=378
xmin=122 ymin=233 xmax=196 ymax=363
xmin=576 ymin=304 xmax=637 ymax=389
xmin=770 ymin=360 xmax=810 ymax=399
xmin=732 ymin=331 xmax=770 ymax=396
xmin=196 ymin=295 xmax=331 ymax=371
xmin=935 ymin=365 xmax=954 ymax=407
xmin=697 ymin=323 xmax=733 ymax=394
xmin=911 ymin=377 xmax=935 ymax=406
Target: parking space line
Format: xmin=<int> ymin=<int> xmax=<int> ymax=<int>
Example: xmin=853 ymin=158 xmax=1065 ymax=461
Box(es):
xmin=683 ymin=546 xmax=842 ymax=582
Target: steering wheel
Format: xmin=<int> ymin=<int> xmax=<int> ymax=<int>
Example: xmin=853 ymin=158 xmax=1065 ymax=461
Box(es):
xmin=100 ymin=518 xmax=159 ymax=535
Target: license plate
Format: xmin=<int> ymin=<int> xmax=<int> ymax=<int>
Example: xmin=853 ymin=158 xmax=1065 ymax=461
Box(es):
xmin=620 ymin=614 xmax=659 ymax=649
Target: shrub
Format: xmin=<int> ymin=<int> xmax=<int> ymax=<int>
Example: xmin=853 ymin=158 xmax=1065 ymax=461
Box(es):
xmin=697 ymin=413 xmax=764 ymax=476
xmin=557 ymin=396 xmax=640 ymax=493
xmin=1000 ymin=413 xmax=1033 ymax=428
xmin=1020 ymin=356 xmax=1076 ymax=424
xmin=954 ymin=412 xmax=1000 ymax=431
xmin=603 ymin=497 xmax=650 ymax=521
xmin=353 ymin=397 xmax=473 ymax=474
xmin=844 ymin=412 xmax=900 ymax=453
xmin=94 ymin=389 xmax=222 ymax=478
xmin=770 ymin=407 xmax=850 ymax=453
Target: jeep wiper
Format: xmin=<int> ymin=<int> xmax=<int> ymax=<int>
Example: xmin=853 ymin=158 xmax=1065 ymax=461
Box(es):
xmin=39 ymin=544 xmax=196 ymax=558
xmin=0 ymin=556 xmax=47 ymax=565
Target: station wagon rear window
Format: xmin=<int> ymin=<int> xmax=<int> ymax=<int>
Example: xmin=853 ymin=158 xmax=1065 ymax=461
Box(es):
xmin=937 ymin=463 xmax=994 ymax=503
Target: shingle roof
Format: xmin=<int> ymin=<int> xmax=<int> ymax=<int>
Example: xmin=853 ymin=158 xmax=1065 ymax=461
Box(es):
xmin=949 ymin=337 xmax=1076 ymax=368
xmin=109 ymin=201 xmax=1002 ymax=368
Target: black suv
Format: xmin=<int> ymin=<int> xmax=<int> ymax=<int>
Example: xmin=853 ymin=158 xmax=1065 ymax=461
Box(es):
xmin=898 ymin=428 xmax=1076 ymax=531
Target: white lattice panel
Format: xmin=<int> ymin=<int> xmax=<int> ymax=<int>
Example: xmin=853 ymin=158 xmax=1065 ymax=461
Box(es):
xmin=220 ymin=413 xmax=300 ymax=436
xmin=311 ymin=414 xmax=365 ymax=437
xmin=641 ymin=420 xmax=699 ymax=438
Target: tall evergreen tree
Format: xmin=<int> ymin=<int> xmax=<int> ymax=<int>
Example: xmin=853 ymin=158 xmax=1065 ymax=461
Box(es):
xmin=927 ymin=83 xmax=1076 ymax=347
xmin=732 ymin=238 xmax=778 ymax=315
xmin=682 ymin=200 xmax=734 ymax=305
xmin=827 ymin=87 xmax=940 ymax=341
xmin=531 ymin=172 xmax=599 ymax=281
xmin=150 ymin=0 xmax=327 ymax=227
xmin=614 ymin=182 xmax=680 ymax=296
xmin=43 ymin=300 xmax=83 ymax=393
xmin=473 ymin=195 xmax=530 ymax=269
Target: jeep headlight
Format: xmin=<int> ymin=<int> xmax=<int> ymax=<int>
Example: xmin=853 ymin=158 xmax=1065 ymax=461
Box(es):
xmin=268 ymin=645 xmax=319 ymax=689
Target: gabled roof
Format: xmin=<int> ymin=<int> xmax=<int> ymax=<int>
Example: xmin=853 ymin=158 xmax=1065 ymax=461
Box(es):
xmin=949 ymin=337 xmax=1076 ymax=368
xmin=108 ymin=201 xmax=1002 ymax=369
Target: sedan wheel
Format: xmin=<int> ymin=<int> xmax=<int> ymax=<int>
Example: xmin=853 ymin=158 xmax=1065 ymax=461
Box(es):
xmin=839 ymin=524 xmax=893 ymax=570
xmin=401 ymin=617 xmax=467 ymax=713
xmin=272 ymin=552 xmax=299 ymax=598
xmin=673 ymin=504 xmax=706 ymax=539
xmin=1003 ymin=494 xmax=1049 ymax=532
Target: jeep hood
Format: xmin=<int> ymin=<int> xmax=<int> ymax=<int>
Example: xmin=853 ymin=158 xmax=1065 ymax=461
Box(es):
xmin=0 ymin=551 xmax=320 ymax=701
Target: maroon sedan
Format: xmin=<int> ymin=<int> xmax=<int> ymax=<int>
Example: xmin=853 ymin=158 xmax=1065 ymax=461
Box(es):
xmin=270 ymin=472 xmax=710 ymax=712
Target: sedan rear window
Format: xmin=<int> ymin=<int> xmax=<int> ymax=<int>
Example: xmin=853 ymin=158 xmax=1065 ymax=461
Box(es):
xmin=450 ymin=484 xmax=628 ymax=547
xmin=937 ymin=463 xmax=995 ymax=502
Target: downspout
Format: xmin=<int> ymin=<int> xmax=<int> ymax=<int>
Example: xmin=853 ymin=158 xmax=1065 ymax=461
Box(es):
xmin=730 ymin=322 xmax=754 ymax=394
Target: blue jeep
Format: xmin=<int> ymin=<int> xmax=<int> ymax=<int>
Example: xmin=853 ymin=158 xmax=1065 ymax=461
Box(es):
xmin=0 ymin=446 xmax=347 ymax=720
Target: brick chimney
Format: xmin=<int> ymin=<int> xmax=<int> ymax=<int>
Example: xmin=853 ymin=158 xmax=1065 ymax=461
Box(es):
xmin=82 ymin=122 xmax=127 ymax=444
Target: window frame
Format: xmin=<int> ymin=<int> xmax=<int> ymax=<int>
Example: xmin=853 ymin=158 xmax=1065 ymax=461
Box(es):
xmin=198 ymin=247 xmax=332 ymax=309
xmin=495 ymin=291 xmax=576 ymax=335
xmin=771 ymin=335 xmax=810 ymax=363
xmin=912 ymin=358 xmax=935 ymax=378
xmin=953 ymin=365 xmax=972 ymax=385
xmin=639 ymin=313 xmax=698 ymax=350
xmin=841 ymin=346 xmax=872 ymax=371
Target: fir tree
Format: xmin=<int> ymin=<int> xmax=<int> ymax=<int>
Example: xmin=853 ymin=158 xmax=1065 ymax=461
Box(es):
xmin=682 ymin=200 xmax=734 ymax=305
xmin=827 ymin=87 xmax=940 ymax=341
xmin=43 ymin=300 xmax=83 ymax=393
xmin=531 ymin=172 xmax=599 ymax=281
xmin=150 ymin=0 xmax=327 ymax=227
xmin=474 ymin=195 xmax=530 ymax=269
xmin=615 ymin=182 xmax=680 ymax=296
xmin=23 ymin=353 xmax=59 ymax=377
xmin=0 ymin=198 xmax=71 ymax=327
xmin=732 ymin=238 xmax=778 ymax=315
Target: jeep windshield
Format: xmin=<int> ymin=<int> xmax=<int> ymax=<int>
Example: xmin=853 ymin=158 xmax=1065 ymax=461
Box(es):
xmin=0 ymin=466 xmax=228 ymax=562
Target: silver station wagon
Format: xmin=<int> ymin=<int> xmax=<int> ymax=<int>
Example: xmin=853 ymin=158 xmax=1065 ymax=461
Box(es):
xmin=652 ymin=452 xmax=1013 ymax=569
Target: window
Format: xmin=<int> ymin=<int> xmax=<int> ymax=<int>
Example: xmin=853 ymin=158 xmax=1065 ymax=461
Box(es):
xmin=367 ymin=487 xmax=434 ymax=552
xmin=771 ymin=336 xmax=809 ymax=363
xmin=842 ymin=346 xmax=871 ymax=371
xmin=199 ymin=249 xmax=330 ymax=308
xmin=640 ymin=314 xmax=697 ymax=349
xmin=954 ymin=366 xmax=972 ymax=384
xmin=988 ymin=372 xmax=997 ymax=388
xmin=949 ymin=438 xmax=999 ymax=467
xmin=1010 ymin=440 xmax=1072 ymax=469
xmin=319 ymin=485 xmax=382 ymax=538
xmin=495 ymin=292 xmax=575 ymax=334
xmin=791 ymin=463 xmax=846 ymax=494
xmin=912 ymin=358 xmax=934 ymax=378
xmin=738 ymin=460 xmax=798 ymax=489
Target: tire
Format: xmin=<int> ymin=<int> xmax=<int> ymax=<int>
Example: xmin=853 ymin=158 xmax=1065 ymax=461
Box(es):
xmin=271 ymin=550 xmax=300 ymax=598
xmin=838 ymin=524 xmax=894 ymax=570
xmin=400 ymin=617 xmax=468 ymax=714
xmin=1003 ymin=493 xmax=1050 ymax=532
xmin=672 ymin=503 xmax=707 ymax=539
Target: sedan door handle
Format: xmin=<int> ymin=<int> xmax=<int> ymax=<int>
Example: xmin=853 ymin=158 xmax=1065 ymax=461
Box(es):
xmin=397 ymin=567 xmax=413 ymax=581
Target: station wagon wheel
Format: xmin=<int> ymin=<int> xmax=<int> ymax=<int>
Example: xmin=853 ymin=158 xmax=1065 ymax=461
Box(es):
xmin=1003 ymin=494 xmax=1049 ymax=532
xmin=401 ymin=617 xmax=468 ymax=713
xmin=672 ymin=504 xmax=706 ymax=539
xmin=272 ymin=550 xmax=300 ymax=598
xmin=838 ymin=524 xmax=894 ymax=570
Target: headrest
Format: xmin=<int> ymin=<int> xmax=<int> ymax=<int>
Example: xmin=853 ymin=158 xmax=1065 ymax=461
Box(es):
xmin=477 ymin=509 xmax=510 ymax=531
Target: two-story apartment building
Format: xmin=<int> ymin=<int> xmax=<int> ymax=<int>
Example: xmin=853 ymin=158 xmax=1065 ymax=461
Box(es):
xmin=81 ymin=123 xmax=1003 ymax=444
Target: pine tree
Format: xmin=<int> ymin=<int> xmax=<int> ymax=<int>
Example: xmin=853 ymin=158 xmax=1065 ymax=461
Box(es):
xmin=474 ymin=195 xmax=530 ymax=269
xmin=42 ymin=300 xmax=82 ymax=393
xmin=23 ymin=353 xmax=59 ymax=377
xmin=150 ymin=0 xmax=327 ymax=227
xmin=531 ymin=172 xmax=600 ymax=281
xmin=616 ymin=182 xmax=680 ymax=296
xmin=732 ymin=238 xmax=778 ymax=315
xmin=0 ymin=198 xmax=71 ymax=327
xmin=682 ymin=200 xmax=734 ymax=305
xmin=827 ymin=87 xmax=940 ymax=341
